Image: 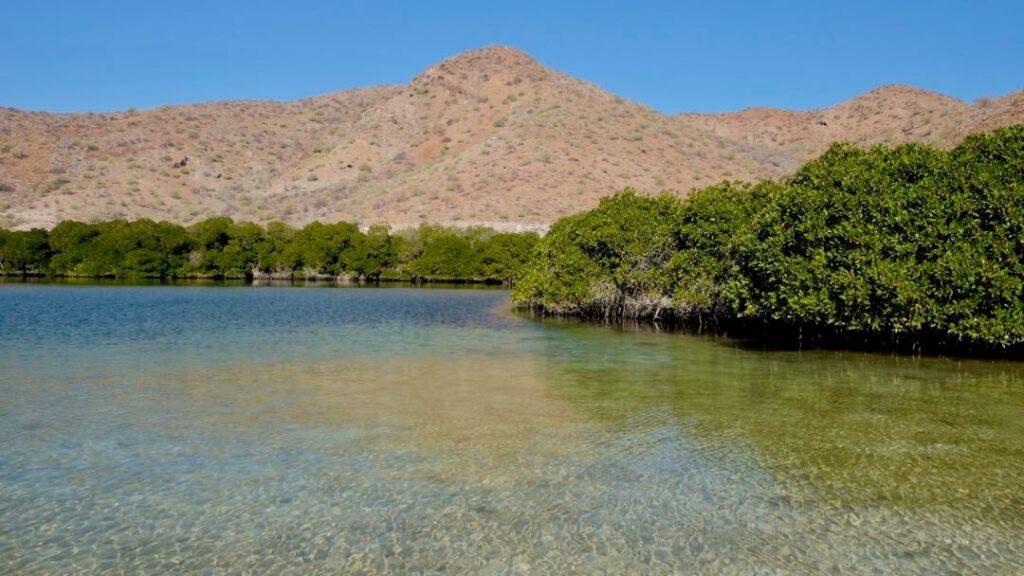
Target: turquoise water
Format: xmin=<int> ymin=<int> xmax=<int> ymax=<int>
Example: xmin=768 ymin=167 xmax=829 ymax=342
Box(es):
xmin=1 ymin=284 xmax=1023 ymax=574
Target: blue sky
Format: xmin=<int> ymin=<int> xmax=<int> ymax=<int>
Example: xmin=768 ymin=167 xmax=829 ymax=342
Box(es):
xmin=1 ymin=0 xmax=1021 ymax=114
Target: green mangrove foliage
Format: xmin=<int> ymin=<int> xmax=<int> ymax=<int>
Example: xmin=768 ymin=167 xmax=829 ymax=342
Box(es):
xmin=0 ymin=219 xmax=539 ymax=283
xmin=515 ymin=124 xmax=1024 ymax=348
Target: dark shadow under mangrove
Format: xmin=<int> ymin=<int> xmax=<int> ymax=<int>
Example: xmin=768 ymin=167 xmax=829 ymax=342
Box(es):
xmin=516 ymin=306 xmax=1024 ymax=361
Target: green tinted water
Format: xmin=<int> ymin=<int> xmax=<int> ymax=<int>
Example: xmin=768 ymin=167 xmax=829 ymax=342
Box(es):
xmin=1 ymin=284 xmax=1022 ymax=574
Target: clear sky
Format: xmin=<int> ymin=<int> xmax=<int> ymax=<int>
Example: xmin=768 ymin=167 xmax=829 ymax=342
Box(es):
xmin=2 ymin=0 xmax=1021 ymax=114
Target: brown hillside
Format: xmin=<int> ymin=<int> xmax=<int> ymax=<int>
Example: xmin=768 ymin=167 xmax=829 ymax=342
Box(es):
xmin=1 ymin=46 xmax=1021 ymax=230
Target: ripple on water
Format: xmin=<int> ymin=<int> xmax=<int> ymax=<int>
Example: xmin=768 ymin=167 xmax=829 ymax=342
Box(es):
xmin=1 ymin=285 xmax=1023 ymax=574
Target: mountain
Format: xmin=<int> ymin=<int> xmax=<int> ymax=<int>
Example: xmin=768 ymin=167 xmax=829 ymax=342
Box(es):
xmin=1 ymin=46 xmax=1022 ymax=231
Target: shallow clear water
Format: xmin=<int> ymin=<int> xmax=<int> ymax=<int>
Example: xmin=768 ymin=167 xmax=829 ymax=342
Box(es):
xmin=1 ymin=284 xmax=1023 ymax=574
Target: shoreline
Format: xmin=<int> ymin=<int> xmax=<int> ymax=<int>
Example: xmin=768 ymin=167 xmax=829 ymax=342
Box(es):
xmin=0 ymin=274 xmax=511 ymax=289
xmin=518 ymin=306 xmax=1024 ymax=360
xmin=0 ymin=271 xmax=511 ymax=286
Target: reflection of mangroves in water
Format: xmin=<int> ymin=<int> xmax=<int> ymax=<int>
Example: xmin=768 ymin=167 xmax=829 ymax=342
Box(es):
xmin=5 ymin=285 xmax=1024 ymax=573
xmin=53 ymin=290 xmax=1024 ymax=516
xmin=532 ymin=321 xmax=1024 ymax=510
xmin=155 ymin=314 xmax=1024 ymax=514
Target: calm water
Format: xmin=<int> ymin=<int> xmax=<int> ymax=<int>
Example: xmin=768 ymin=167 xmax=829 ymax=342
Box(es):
xmin=1 ymin=284 xmax=1023 ymax=574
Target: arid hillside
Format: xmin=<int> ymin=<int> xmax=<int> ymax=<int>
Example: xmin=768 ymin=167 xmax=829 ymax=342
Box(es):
xmin=1 ymin=46 xmax=1022 ymax=230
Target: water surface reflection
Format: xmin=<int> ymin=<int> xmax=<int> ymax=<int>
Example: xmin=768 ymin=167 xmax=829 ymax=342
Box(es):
xmin=1 ymin=285 xmax=1022 ymax=574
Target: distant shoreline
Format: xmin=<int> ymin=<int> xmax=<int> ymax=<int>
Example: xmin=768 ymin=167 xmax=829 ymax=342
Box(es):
xmin=0 ymin=273 xmax=510 ymax=288
xmin=0 ymin=220 xmax=539 ymax=285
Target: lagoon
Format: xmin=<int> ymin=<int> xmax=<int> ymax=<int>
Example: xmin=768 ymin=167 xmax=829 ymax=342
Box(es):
xmin=1 ymin=284 xmax=1023 ymax=574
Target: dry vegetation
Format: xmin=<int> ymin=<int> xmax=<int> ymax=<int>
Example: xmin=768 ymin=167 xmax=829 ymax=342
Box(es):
xmin=1 ymin=46 xmax=1022 ymax=230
